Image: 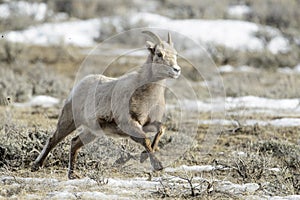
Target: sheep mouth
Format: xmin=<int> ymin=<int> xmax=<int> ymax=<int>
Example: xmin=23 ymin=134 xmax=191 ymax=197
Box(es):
xmin=169 ymin=71 xmax=181 ymax=79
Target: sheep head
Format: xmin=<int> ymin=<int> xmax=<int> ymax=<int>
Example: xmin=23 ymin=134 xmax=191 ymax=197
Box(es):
xmin=142 ymin=30 xmax=181 ymax=79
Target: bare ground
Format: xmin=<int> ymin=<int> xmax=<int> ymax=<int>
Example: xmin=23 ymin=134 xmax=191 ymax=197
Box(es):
xmin=0 ymin=46 xmax=299 ymax=199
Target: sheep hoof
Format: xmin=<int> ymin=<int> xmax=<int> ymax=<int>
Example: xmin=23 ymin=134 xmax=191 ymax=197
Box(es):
xmin=154 ymin=146 xmax=160 ymax=151
xmin=68 ymin=171 xmax=81 ymax=179
xmin=140 ymin=150 xmax=149 ymax=163
xmin=149 ymin=155 xmax=163 ymax=171
xmin=31 ymin=162 xmax=41 ymax=172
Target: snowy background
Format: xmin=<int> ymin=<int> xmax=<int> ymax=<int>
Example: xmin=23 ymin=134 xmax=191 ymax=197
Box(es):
xmin=0 ymin=0 xmax=300 ymax=199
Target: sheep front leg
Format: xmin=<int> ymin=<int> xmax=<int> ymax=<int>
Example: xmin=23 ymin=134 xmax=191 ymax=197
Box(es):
xmin=121 ymin=121 xmax=163 ymax=171
xmin=130 ymin=136 xmax=163 ymax=171
xmin=140 ymin=122 xmax=166 ymax=163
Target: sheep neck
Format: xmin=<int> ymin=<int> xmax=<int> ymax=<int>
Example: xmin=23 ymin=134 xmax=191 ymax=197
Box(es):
xmin=138 ymin=61 xmax=166 ymax=88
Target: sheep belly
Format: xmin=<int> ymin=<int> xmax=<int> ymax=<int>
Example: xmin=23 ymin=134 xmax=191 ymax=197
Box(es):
xmin=98 ymin=119 xmax=129 ymax=138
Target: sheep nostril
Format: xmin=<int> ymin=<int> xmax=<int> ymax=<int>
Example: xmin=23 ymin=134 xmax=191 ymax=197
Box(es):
xmin=173 ymin=67 xmax=180 ymax=73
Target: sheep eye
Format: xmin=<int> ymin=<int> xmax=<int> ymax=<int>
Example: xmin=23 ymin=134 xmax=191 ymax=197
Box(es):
xmin=157 ymin=52 xmax=163 ymax=58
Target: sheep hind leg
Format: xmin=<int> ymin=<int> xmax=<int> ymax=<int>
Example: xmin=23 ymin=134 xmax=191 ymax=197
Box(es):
xmin=68 ymin=128 xmax=96 ymax=179
xmin=140 ymin=122 xmax=165 ymax=163
xmin=31 ymin=104 xmax=76 ymax=172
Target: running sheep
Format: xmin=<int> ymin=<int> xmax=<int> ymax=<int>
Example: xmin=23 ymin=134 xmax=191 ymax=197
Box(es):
xmin=31 ymin=30 xmax=181 ymax=179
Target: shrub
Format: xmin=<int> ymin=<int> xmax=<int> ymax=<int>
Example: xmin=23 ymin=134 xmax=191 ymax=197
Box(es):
xmin=248 ymin=0 xmax=300 ymax=30
xmin=48 ymin=0 xmax=138 ymax=19
xmin=160 ymin=0 xmax=234 ymax=19
xmin=0 ymin=61 xmax=71 ymax=102
xmin=255 ymin=140 xmax=300 ymax=171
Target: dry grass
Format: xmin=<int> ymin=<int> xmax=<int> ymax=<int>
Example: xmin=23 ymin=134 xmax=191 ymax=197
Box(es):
xmin=221 ymin=71 xmax=300 ymax=98
xmin=0 ymin=42 xmax=84 ymax=103
xmin=248 ymin=0 xmax=300 ymax=30
xmin=2 ymin=101 xmax=299 ymax=197
xmin=178 ymin=123 xmax=300 ymax=196
xmin=48 ymin=0 xmax=139 ymax=19
xmin=209 ymin=43 xmax=300 ymax=70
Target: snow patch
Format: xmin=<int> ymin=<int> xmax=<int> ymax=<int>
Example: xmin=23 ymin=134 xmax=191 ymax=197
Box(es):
xmin=218 ymin=65 xmax=259 ymax=73
xmin=217 ymin=181 xmax=259 ymax=194
xmin=107 ymin=178 xmax=160 ymax=188
xmin=179 ymin=99 xmax=212 ymax=112
xmin=268 ymin=36 xmax=290 ymax=54
xmin=0 ymin=1 xmax=48 ymax=21
xmin=58 ymin=177 xmax=97 ymax=187
xmin=232 ymin=151 xmax=247 ymax=157
xmin=76 ymin=192 xmax=120 ymax=199
xmin=237 ymin=65 xmax=258 ymax=72
xmin=48 ymin=191 xmax=76 ymax=200
xmin=1 ymin=175 xmax=299 ymax=199
xmin=13 ymin=95 xmax=60 ymax=108
xmin=0 ymin=3 xmax=10 ymax=18
xmin=197 ymin=118 xmax=300 ymax=127
xmin=52 ymin=12 xmax=69 ymax=22
xmin=145 ymin=15 xmax=264 ymax=51
xmin=5 ymin=19 xmax=101 ymax=47
xmin=267 ymin=118 xmax=300 ymax=127
xmin=278 ymin=63 xmax=300 ymax=74
xmin=165 ymin=165 xmax=225 ymax=172
xmin=219 ymin=65 xmax=234 ymax=73
xmin=125 ymin=12 xmax=288 ymax=52
xmin=227 ymin=5 xmax=252 ymax=17
xmin=268 ymin=168 xmax=281 ymax=172
xmin=277 ymin=67 xmax=294 ymax=74
xmin=175 ymin=96 xmax=300 ymax=112
xmin=269 ymin=195 xmax=300 ymax=200
xmin=3 ymin=12 xmax=288 ymax=53
xmin=225 ymin=96 xmax=299 ymax=110
xmin=62 ymin=185 xmax=78 ymax=192
xmin=295 ymin=63 xmax=300 ymax=72
xmin=1 ymin=176 xmax=58 ymax=185
xmin=171 ymin=96 xmax=300 ymax=127
xmin=198 ymin=119 xmax=237 ymax=126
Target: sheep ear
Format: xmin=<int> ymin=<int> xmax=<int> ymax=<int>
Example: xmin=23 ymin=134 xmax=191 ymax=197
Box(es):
xmin=146 ymin=41 xmax=155 ymax=54
xmin=167 ymin=32 xmax=173 ymax=46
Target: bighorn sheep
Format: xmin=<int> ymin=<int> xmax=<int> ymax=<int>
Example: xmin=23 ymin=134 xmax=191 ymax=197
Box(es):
xmin=31 ymin=31 xmax=181 ymax=179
